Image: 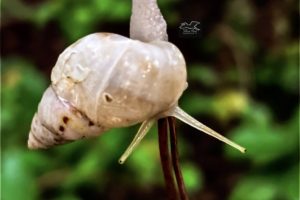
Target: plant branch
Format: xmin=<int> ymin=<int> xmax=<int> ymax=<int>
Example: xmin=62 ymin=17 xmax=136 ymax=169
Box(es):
xmin=168 ymin=117 xmax=189 ymax=200
xmin=158 ymin=118 xmax=178 ymax=200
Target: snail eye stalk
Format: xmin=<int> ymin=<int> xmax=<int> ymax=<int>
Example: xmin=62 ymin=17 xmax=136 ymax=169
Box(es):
xmin=119 ymin=118 xmax=155 ymax=164
xmin=119 ymin=105 xmax=246 ymax=165
xmin=171 ymin=106 xmax=246 ymax=153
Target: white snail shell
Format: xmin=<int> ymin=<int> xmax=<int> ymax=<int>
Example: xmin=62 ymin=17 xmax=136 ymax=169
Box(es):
xmin=28 ymin=33 xmax=187 ymax=149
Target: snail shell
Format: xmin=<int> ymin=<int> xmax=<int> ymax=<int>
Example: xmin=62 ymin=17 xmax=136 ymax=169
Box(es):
xmin=28 ymin=33 xmax=187 ymax=149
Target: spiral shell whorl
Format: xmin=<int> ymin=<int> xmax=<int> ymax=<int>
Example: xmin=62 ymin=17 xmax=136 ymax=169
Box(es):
xmin=28 ymin=87 xmax=106 ymax=149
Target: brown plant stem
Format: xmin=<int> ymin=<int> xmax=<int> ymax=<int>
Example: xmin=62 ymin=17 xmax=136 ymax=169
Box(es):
xmin=168 ymin=117 xmax=189 ymax=200
xmin=158 ymin=118 xmax=178 ymax=200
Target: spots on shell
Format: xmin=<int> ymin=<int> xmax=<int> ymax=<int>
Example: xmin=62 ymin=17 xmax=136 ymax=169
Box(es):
xmin=59 ymin=126 xmax=65 ymax=132
xmin=30 ymin=119 xmax=71 ymax=148
xmin=62 ymin=116 xmax=69 ymax=124
xmin=104 ymin=93 xmax=113 ymax=103
xmin=57 ymin=97 xmax=104 ymax=131
xmin=88 ymin=121 xmax=94 ymax=126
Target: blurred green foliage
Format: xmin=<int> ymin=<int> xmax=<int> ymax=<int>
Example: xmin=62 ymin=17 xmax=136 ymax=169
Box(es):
xmin=2 ymin=58 xmax=48 ymax=148
xmin=1 ymin=0 xmax=299 ymax=199
xmin=2 ymin=0 xmax=177 ymax=41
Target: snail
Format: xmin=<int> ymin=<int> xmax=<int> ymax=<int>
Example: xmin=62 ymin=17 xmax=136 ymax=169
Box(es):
xmin=27 ymin=0 xmax=245 ymax=164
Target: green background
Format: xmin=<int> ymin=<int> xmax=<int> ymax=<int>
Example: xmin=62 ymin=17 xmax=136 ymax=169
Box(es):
xmin=1 ymin=0 xmax=299 ymax=199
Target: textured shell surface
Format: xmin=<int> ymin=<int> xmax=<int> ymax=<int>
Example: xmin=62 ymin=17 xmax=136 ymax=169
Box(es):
xmin=28 ymin=87 xmax=106 ymax=149
xmin=51 ymin=33 xmax=187 ymax=129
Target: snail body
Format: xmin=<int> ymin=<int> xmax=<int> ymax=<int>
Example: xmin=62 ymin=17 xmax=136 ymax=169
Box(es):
xmin=28 ymin=33 xmax=187 ymax=149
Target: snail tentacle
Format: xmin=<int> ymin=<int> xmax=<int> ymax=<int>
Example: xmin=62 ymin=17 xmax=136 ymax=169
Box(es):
xmin=119 ymin=118 xmax=156 ymax=164
xmin=170 ymin=106 xmax=246 ymax=153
